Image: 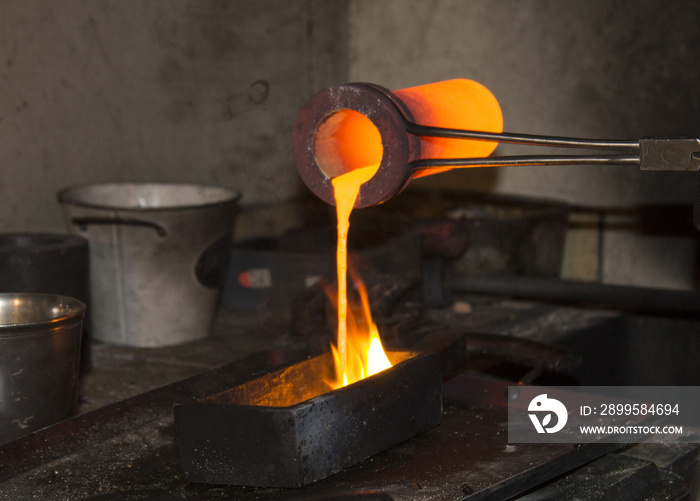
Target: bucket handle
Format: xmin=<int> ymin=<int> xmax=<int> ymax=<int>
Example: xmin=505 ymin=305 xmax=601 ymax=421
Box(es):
xmin=72 ymin=217 xmax=167 ymax=237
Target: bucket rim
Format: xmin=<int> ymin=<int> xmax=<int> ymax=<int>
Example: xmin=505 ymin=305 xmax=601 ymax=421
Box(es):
xmin=57 ymin=182 xmax=241 ymax=212
xmin=0 ymin=293 xmax=86 ymax=336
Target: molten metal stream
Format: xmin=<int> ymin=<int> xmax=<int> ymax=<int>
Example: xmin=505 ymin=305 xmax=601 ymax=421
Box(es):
xmin=331 ymin=163 xmax=391 ymax=385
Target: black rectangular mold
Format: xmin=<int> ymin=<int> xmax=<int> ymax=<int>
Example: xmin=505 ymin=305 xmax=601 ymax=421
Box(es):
xmin=174 ymin=350 xmax=442 ymax=487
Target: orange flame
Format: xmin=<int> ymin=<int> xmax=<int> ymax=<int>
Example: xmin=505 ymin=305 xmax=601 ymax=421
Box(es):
xmin=327 ymin=277 xmax=392 ymax=389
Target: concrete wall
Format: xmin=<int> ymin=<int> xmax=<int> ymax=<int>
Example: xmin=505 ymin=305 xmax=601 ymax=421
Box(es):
xmin=349 ymin=0 xmax=700 ymax=288
xmin=0 ymin=1 xmax=348 ymax=232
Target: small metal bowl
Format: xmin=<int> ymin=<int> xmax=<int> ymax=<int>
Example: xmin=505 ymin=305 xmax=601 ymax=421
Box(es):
xmin=0 ymin=293 xmax=85 ymax=445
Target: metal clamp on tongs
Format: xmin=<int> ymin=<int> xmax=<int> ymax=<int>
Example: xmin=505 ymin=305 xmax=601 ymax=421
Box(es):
xmin=292 ymin=82 xmax=700 ymax=212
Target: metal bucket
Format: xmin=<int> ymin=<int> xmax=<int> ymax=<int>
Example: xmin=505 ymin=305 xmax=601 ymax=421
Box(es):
xmin=57 ymin=183 xmax=240 ymax=347
xmin=0 ymin=293 xmax=85 ymax=445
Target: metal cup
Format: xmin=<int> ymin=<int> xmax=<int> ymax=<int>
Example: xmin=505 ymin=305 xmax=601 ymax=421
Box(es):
xmin=0 ymin=293 xmax=85 ymax=445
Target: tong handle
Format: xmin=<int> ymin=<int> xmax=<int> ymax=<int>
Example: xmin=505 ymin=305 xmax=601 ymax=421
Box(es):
xmin=409 ymin=154 xmax=640 ymax=171
xmin=406 ymin=123 xmax=700 ymax=228
xmin=405 ymin=122 xmax=640 ymax=151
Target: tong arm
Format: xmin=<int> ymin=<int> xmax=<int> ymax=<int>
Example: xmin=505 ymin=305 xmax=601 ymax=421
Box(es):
xmin=406 ymin=122 xmax=700 ymax=172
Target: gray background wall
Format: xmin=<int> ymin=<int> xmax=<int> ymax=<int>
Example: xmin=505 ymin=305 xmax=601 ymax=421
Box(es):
xmin=2 ymin=0 xmax=700 ymax=288
xmin=0 ymin=1 xmax=348 ymax=230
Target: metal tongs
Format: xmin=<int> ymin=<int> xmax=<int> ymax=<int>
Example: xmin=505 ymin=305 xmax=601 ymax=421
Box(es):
xmin=405 ymin=123 xmax=700 ymax=172
xmin=405 ymin=124 xmax=700 ymax=229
